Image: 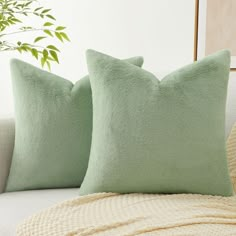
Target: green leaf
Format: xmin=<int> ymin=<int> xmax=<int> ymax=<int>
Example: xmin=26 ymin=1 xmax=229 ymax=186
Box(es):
xmin=46 ymin=56 xmax=55 ymax=61
xmin=31 ymin=48 xmax=38 ymax=59
xmin=47 ymin=45 xmax=60 ymax=52
xmin=2 ymin=21 xmax=9 ymax=26
xmin=41 ymin=57 xmax=46 ymax=68
xmin=16 ymin=47 xmax=22 ymax=53
xmin=42 ymin=9 xmax=51 ymax=14
xmin=34 ymin=7 xmax=43 ymax=12
xmin=46 ymin=61 xmax=51 ymax=71
xmin=34 ymin=36 xmax=46 ymax=43
xmin=11 ymin=18 xmax=22 ymax=23
xmin=55 ymin=32 xmax=63 ymax=42
xmin=43 ymin=22 xmax=54 ymax=27
xmin=60 ymin=32 xmax=70 ymax=41
xmin=44 ymin=29 xmax=53 ymax=37
xmin=7 ymin=20 xmax=14 ymax=25
xmin=49 ymin=50 xmax=59 ymax=63
xmin=25 ymin=1 xmax=33 ymax=7
xmin=46 ymin=14 xmax=56 ymax=21
xmin=20 ymin=46 xmax=28 ymax=52
xmin=56 ymin=26 xmax=66 ymax=31
xmin=43 ymin=49 xmax=48 ymax=59
xmin=0 ymin=26 xmax=6 ymax=31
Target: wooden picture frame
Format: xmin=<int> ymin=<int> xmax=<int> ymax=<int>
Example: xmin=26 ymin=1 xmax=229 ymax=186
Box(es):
xmin=194 ymin=0 xmax=236 ymax=71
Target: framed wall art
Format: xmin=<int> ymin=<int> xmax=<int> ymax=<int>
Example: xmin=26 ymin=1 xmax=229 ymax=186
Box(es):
xmin=194 ymin=0 xmax=236 ymax=71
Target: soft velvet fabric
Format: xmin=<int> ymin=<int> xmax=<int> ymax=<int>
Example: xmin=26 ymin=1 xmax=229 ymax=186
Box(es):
xmin=6 ymin=57 xmax=144 ymax=192
xmin=80 ymin=49 xmax=233 ymax=196
xmin=0 ymin=119 xmax=14 ymax=193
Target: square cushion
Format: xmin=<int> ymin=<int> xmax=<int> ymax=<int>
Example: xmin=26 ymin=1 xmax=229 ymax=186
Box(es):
xmin=80 ymin=49 xmax=233 ymax=196
xmin=6 ymin=57 xmax=143 ymax=191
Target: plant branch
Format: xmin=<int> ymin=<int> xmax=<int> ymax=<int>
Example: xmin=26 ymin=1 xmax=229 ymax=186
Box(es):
xmin=0 ymin=0 xmax=69 ymax=69
xmin=0 ymin=10 xmax=35 ymax=14
xmin=0 ymin=28 xmax=56 ymax=37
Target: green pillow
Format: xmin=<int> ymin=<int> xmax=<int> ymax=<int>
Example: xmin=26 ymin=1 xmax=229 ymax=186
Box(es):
xmin=6 ymin=56 xmax=144 ymax=192
xmin=80 ymin=49 xmax=233 ymax=196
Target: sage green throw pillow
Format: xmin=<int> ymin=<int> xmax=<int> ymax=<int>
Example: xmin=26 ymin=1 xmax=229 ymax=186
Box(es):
xmin=6 ymin=56 xmax=143 ymax=192
xmin=80 ymin=49 xmax=233 ymax=196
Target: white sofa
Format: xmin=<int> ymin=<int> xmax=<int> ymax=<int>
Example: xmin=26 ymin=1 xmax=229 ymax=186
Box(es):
xmin=1 ymin=75 xmax=236 ymax=236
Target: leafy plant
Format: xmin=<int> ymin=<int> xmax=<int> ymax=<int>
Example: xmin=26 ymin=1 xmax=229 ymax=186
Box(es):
xmin=0 ymin=0 xmax=70 ymax=70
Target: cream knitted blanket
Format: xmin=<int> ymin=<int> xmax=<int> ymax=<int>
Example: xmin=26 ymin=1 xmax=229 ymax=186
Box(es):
xmin=17 ymin=125 xmax=236 ymax=236
xmin=227 ymin=123 xmax=236 ymax=192
xmin=17 ymin=192 xmax=236 ymax=235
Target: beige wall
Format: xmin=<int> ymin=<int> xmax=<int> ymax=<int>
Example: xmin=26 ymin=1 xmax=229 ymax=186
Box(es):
xmin=206 ymin=0 xmax=236 ymax=55
xmin=0 ymin=0 xmax=195 ymax=117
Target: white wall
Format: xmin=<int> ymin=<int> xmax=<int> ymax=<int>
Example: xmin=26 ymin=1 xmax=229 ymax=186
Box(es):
xmin=0 ymin=0 xmax=195 ymax=117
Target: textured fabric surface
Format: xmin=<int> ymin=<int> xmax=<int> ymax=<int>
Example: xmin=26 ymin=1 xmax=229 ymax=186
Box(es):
xmin=6 ymin=57 xmax=143 ymax=192
xmin=17 ymin=192 xmax=236 ymax=236
xmin=0 ymin=188 xmax=79 ymax=236
xmin=0 ymin=119 xmax=14 ymax=193
xmin=81 ymin=49 xmax=232 ymax=196
xmin=227 ymin=123 xmax=236 ymax=192
xmin=1 ymin=126 xmax=236 ymax=236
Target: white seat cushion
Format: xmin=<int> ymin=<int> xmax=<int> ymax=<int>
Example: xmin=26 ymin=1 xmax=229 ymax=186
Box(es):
xmin=0 ymin=188 xmax=79 ymax=236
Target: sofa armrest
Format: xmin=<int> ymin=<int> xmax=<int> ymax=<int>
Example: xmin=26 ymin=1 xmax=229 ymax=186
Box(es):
xmin=0 ymin=119 xmax=14 ymax=193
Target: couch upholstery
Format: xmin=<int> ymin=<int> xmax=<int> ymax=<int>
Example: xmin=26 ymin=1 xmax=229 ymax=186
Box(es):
xmin=1 ymin=73 xmax=236 ymax=235
xmin=0 ymin=189 xmax=79 ymax=236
